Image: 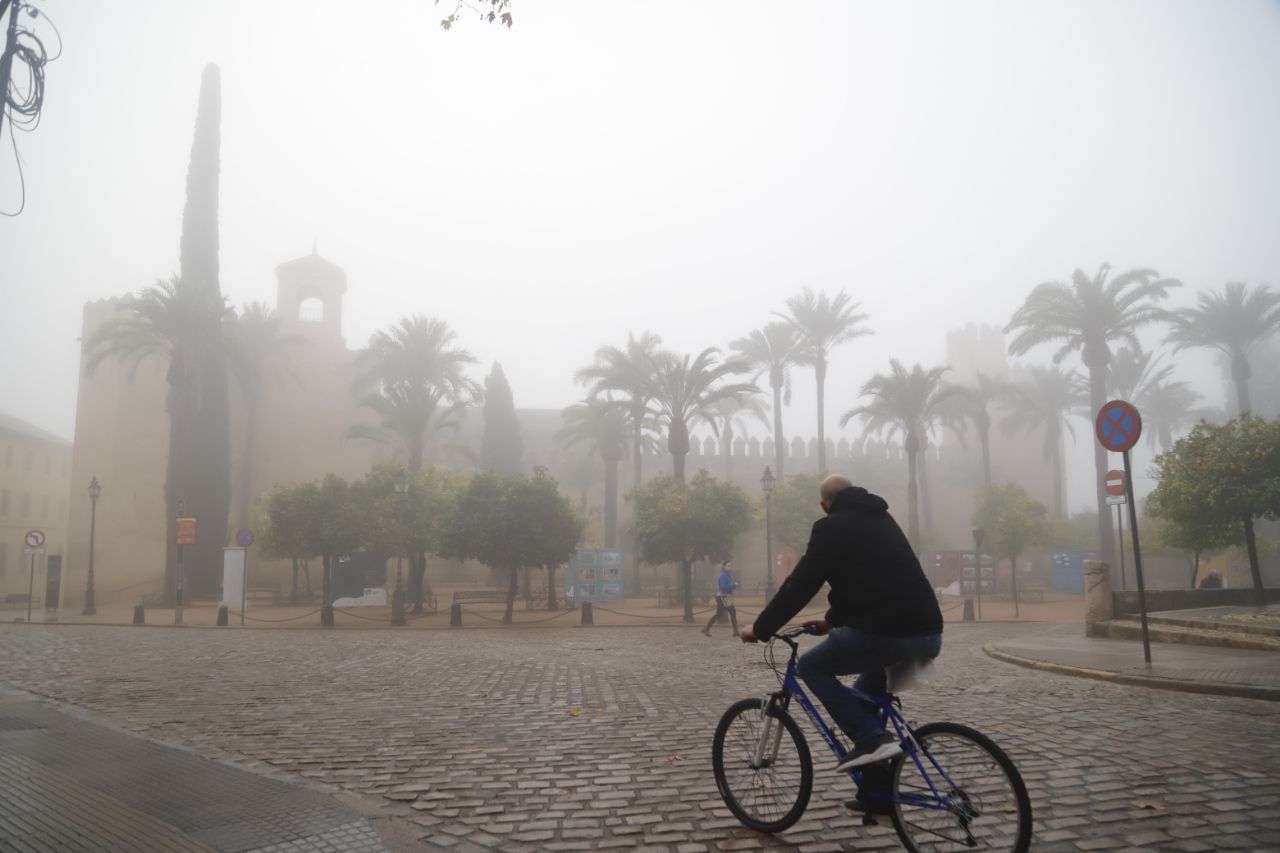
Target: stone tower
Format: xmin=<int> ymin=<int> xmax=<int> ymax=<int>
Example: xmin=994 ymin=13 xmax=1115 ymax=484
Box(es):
xmin=275 ymin=249 xmax=348 ymax=348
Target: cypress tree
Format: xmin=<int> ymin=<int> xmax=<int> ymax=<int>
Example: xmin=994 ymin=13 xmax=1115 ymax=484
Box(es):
xmin=165 ymin=63 xmax=232 ymax=600
xmin=480 ymin=363 xmax=523 ymax=476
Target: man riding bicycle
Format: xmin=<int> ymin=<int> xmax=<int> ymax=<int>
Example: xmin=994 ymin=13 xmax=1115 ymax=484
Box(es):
xmin=741 ymin=474 xmax=943 ymax=779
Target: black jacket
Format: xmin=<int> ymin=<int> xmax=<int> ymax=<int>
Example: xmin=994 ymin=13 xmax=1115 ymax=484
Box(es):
xmin=753 ymin=486 xmax=943 ymax=639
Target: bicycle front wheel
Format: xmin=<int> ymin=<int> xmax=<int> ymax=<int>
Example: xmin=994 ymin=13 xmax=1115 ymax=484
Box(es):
xmin=891 ymin=721 xmax=1032 ymax=853
xmin=711 ymin=697 xmax=813 ymax=834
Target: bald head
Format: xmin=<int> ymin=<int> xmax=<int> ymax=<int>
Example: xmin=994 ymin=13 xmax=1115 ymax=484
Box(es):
xmin=820 ymin=474 xmax=853 ymax=506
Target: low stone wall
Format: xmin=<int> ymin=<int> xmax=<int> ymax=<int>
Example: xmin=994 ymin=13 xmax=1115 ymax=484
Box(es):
xmin=1113 ymin=587 xmax=1280 ymax=616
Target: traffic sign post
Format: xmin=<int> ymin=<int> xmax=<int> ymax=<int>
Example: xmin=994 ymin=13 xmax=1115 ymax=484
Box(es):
xmin=1096 ymin=401 xmax=1152 ymax=664
xmin=236 ymin=529 xmax=254 ymax=625
xmin=24 ymin=531 xmax=44 ymax=623
xmin=175 ymin=514 xmax=196 ymax=625
xmin=1106 ymin=470 xmax=1127 ymax=590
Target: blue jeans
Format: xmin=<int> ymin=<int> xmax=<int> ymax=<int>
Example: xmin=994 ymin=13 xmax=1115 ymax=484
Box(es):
xmin=797 ymin=627 xmax=942 ymax=744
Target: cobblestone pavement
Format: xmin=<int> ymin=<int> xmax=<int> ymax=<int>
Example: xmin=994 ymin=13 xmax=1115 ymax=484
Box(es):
xmin=1 ymin=622 xmax=1278 ymax=852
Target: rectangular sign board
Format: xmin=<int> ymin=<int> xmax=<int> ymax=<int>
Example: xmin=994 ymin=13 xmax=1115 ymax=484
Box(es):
xmin=176 ymin=517 xmax=198 ymax=546
xmin=566 ymin=548 xmax=625 ymax=602
xmin=1105 ymin=494 xmax=1127 ymax=506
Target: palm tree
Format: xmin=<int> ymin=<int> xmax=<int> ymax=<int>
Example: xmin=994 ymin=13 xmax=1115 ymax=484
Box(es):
xmin=349 ymin=316 xmax=479 ymax=472
xmin=941 ymin=371 xmax=1008 ymax=489
xmin=225 ymin=302 xmax=302 ymax=530
xmin=1002 ymin=365 xmax=1085 ymax=518
xmin=840 ymin=361 xmax=957 ymax=550
xmin=86 ymin=275 xmax=234 ymax=600
xmin=703 ymin=396 xmax=770 ymax=481
xmin=576 ymin=332 xmax=664 ymax=492
xmin=640 ymin=349 xmax=758 ymax=484
xmin=1165 ymin=282 xmax=1280 ymax=415
xmin=731 ymin=322 xmax=803 ymax=479
xmin=1005 ymin=263 xmax=1178 ymax=567
xmin=556 ymin=398 xmax=628 ymax=549
xmin=350 ymin=315 xmax=479 ymax=610
xmin=1107 ymin=347 xmax=1208 ymax=452
xmin=779 ymin=288 xmax=872 ymax=475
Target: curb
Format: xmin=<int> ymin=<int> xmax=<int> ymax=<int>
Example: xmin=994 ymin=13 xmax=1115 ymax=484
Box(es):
xmin=982 ymin=642 xmax=1280 ymax=702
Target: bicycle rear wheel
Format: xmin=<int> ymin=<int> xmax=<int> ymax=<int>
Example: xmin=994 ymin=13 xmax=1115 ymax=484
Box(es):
xmin=891 ymin=721 xmax=1032 ymax=853
xmin=712 ymin=697 xmax=813 ymax=834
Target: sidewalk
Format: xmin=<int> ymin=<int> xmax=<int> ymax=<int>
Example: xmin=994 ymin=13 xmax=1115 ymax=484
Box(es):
xmin=985 ymin=622 xmax=1280 ymax=701
xmin=0 ymin=690 xmax=424 ymax=852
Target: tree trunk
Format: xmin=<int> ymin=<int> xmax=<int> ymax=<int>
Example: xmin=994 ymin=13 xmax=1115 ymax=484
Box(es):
xmin=681 ymin=558 xmax=694 ymax=623
xmin=547 ymin=565 xmax=557 ymax=610
xmin=723 ymin=424 xmax=733 ymax=481
xmin=815 ymin=356 xmax=827 ymax=475
xmin=1243 ymin=515 xmax=1264 ymax=605
xmin=1010 ymin=553 xmax=1020 ymax=618
xmin=978 ymin=419 xmax=991 ymax=490
xmin=320 ymin=553 xmax=334 ymax=626
xmin=604 ymin=457 xmax=619 ymax=549
xmin=669 ymin=418 xmax=690 ymax=484
xmin=772 ymin=380 xmax=785 ymax=480
xmin=302 ymin=558 xmax=313 ymax=595
xmin=503 ymin=567 xmax=518 ymax=624
xmin=1086 ymin=357 xmax=1116 ymax=567
xmin=521 ymin=566 xmax=531 ymax=604
xmin=1189 ymin=549 xmax=1200 ymax=589
xmin=918 ymin=438 xmax=934 ymax=542
xmin=290 ymin=556 xmax=299 ymax=604
xmin=905 ymin=433 xmax=920 ymax=551
xmin=1049 ymin=420 xmax=1064 ymax=518
xmin=1231 ymin=353 xmax=1252 ymax=416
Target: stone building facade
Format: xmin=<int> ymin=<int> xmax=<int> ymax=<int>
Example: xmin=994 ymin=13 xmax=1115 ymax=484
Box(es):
xmin=0 ymin=414 xmax=72 ymax=606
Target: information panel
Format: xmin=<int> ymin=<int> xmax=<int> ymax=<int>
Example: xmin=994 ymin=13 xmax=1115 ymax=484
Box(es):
xmin=566 ymin=549 xmax=625 ymax=602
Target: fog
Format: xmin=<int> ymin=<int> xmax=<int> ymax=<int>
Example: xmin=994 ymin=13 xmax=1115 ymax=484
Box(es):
xmin=2 ymin=0 xmax=1279 ymax=514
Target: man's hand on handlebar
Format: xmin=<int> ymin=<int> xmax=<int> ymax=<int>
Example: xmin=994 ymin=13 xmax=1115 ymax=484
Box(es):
xmin=739 ymin=627 xmax=758 ymax=643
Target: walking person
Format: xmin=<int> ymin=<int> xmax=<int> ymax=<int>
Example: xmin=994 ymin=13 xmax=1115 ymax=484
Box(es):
xmin=702 ymin=560 xmax=740 ymax=637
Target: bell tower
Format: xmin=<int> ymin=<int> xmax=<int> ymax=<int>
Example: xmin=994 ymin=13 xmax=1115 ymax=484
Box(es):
xmin=275 ymin=248 xmax=347 ymax=347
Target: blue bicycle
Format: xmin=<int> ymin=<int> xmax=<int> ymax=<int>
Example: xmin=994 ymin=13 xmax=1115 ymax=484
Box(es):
xmin=712 ymin=625 xmax=1032 ymax=851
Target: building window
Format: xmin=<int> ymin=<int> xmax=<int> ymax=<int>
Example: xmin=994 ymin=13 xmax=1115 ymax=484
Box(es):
xmin=21 ymin=492 xmax=30 ymax=517
xmin=298 ymin=297 xmax=325 ymax=322
xmin=0 ymin=489 xmax=8 ymax=516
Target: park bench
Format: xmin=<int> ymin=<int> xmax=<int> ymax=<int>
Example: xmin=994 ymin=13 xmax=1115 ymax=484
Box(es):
xmin=2 ymin=593 xmax=39 ymax=609
xmin=452 ymin=590 xmax=508 ymax=606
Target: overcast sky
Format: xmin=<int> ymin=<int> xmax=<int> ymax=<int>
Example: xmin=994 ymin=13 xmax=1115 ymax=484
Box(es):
xmin=2 ymin=0 xmax=1278 ymax=511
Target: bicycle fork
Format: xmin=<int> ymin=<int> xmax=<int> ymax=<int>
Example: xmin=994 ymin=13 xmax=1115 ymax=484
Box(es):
xmin=750 ymin=693 xmax=785 ymax=770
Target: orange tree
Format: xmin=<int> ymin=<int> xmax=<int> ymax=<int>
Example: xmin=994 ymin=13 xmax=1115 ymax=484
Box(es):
xmin=630 ymin=471 xmax=752 ymax=623
xmin=1147 ymin=415 xmax=1280 ymax=602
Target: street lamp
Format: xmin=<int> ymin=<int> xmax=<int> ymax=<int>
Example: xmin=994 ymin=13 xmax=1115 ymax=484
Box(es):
xmin=391 ymin=469 xmax=408 ymax=626
xmin=971 ymin=528 xmax=985 ymax=622
xmin=761 ymin=466 xmax=776 ymax=602
xmin=82 ymin=477 xmax=101 ymax=616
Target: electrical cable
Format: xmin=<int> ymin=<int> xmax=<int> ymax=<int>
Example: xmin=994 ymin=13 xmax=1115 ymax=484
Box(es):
xmin=2 ymin=1 xmax=60 ymax=216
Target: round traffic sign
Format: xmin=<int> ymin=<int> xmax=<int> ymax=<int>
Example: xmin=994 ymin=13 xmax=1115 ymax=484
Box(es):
xmin=24 ymin=530 xmax=45 ymax=548
xmin=236 ymin=528 xmax=255 ymax=548
xmin=1096 ymin=399 xmax=1142 ymax=453
xmin=1105 ymin=469 xmax=1126 ymax=496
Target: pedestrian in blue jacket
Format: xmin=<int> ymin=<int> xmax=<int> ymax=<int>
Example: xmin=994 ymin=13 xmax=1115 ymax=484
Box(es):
xmin=702 ymin=560 xmax=740 ymax=637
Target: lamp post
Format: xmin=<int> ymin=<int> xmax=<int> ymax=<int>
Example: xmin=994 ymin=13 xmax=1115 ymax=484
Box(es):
xmin=82 ymin=477 xmax=101 ymax=616
xmin=761 ymin=466 xmax=776 ymax=602
xmin=391 ymin=469 xmax=408 ymax=626
xmin=972 ymin=528 xmax=984 ymax=621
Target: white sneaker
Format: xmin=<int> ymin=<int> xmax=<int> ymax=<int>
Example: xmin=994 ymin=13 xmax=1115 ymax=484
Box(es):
xmin=834 ymin=734 xmax=902 ymax=772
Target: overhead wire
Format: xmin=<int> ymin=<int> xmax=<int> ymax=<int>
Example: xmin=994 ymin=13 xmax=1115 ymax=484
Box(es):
xmin=2 ymin=1 xmax=59 ymax=216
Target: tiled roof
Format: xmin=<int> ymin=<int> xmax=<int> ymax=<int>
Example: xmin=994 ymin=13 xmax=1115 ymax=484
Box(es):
xmin=0 ymin=413 xmax=72 ymax=447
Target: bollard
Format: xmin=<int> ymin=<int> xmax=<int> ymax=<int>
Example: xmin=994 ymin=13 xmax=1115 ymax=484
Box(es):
xmin=132 ymin=604 xmax=145 ymax=625
xmin=962 ymin=598 xmax=975 ymax=622
xmin=216 ymin=605 xmax=229 ymax=626
xmin=581 ymin=601 xmax=593 ymax=626
xmin=450 ymin=602 xmax=462 ymax=627
xmin=321 ymin=605 xmax=335 ymax=627
xmin=1083 ymin=560 xmax=1114 ymax=638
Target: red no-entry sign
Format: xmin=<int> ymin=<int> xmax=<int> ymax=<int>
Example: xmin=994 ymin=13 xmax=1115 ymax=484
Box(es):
xmin=1105 ymin=470 xmax=1126 ymax=496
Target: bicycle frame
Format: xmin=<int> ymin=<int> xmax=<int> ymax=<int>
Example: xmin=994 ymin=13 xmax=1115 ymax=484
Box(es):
xmin=757 ymin=631 xmax=959 ymax=813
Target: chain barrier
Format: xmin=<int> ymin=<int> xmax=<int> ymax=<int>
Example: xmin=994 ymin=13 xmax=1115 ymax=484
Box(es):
xmin=334 ymin=608 xmax=390 ymax=622
xmin=226 ymin=608 xmax=322 ymax=623
xmin=589 ymin=602 xmax=715 ymax=620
